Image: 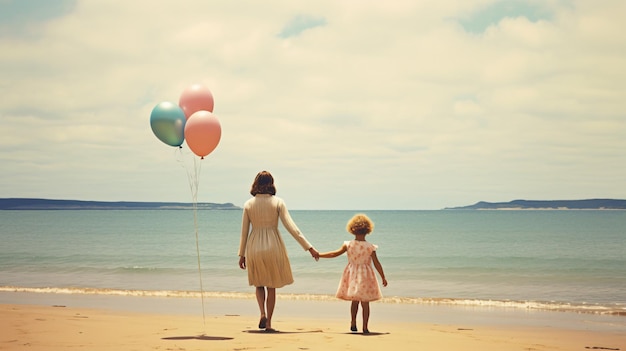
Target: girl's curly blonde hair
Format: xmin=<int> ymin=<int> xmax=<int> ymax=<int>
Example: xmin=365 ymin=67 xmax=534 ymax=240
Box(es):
xmin=346 ymin=214 xmax=374 ymax=235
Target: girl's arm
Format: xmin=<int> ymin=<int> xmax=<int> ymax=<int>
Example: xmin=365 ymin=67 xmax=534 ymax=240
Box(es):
xmin=371 ymin=251 xmax=388 ymax=287
xmin=319 ymin=244 xmax=347 ymax=258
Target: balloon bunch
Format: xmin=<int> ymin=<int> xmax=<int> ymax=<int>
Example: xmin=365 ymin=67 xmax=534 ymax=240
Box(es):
xmin=150 ymin=84 xmax=222 ymax=159
xmin=149 ymin=84 xmax=221 ymax=331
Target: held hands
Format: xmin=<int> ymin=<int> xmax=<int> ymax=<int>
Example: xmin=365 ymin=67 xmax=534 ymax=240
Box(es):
xmin=382 ymin=278 xmax=388 ymax=287
xmin=308 ymin=247 xmax=320 ymax=261
xmin=238 ymin=256 xmax=246 ymax=270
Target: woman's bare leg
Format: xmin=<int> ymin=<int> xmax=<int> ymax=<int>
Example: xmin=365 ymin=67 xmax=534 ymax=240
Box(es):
xmin=255 ymin=286 xmax=266 ymax=326
xmin=266 ymin=288 xmax=276 ymax=329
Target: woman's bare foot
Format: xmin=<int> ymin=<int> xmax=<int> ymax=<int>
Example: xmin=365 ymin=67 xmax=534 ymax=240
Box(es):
xmin=258 ymin=316 xmax=267 ymax=329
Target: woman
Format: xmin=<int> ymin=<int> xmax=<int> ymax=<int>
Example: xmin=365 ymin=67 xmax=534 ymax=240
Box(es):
xmin=238 ymin=171 xmax=319 ymax=332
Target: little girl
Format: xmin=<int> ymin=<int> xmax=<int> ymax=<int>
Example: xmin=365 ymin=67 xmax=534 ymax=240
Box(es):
xmin=319 ymin=214 xmax=387 ymax=333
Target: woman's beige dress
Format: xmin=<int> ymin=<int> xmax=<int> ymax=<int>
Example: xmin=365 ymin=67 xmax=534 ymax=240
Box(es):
xmin=238 ymin=194 xmax=312 ymax=288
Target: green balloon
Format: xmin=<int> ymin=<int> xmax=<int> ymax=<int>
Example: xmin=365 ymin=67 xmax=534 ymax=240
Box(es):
xmin=150 ymin=102 xmax=186 ymax=147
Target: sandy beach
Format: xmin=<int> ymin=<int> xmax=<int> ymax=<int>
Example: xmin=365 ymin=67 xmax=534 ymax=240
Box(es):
xmin=1 ymin=293 xmax=624 ymax=351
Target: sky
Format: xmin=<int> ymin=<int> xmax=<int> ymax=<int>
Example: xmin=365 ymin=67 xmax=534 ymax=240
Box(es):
xmin=1 ymin=0 xmax=625 ymax=210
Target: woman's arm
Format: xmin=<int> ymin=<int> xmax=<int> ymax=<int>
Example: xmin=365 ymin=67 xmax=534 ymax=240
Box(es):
xmin=277 ymin=199 xmax=314 ymax=250
xmin=371 ymin=251 xmax=388 ymax=286
xmin=238 ymin=208 xmax=250 ymax=269
xmin=277 ymin=199 xmax=319 ymax=260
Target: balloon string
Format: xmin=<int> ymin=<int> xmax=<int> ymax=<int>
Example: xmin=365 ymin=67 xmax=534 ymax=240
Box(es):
xmin=176 ymin=148 xmax=207 ymax=332
xmin=190 ymin=158 xmax=206 ymax=331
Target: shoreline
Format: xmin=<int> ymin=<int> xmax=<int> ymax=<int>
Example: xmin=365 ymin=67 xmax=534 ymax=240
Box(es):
xmin=1 ymin=298 xmax=624 ymax=351
xmin=2 ymin=286 xmax=624 ymax=317
xmin=1 ymin=291 xmax=625 ymax=332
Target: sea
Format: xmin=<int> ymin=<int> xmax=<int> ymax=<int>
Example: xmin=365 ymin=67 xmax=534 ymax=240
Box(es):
xmin=1 ymin=209 xmax=625 ymax=318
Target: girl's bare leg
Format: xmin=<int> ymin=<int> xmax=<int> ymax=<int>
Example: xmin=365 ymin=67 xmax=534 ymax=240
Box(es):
xmin=362 ymin=301 xmax=370 ymax=333
xmin=350 ymin=301 xmax=359 ymax=331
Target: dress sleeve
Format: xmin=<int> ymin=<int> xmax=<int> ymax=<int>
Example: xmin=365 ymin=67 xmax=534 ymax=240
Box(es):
xmin=277 ymin=199 xmax=312 ymax=251
xmin=238 ymin=207 xmax=250 ymax=257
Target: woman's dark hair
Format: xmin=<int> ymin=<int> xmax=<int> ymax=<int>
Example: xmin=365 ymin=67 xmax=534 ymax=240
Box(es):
xmin=250 ymin=170 xmax=277 ymax=196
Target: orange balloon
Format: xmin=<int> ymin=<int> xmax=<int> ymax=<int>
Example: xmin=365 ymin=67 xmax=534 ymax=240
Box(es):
xmin=184 ymin=111 xmax=221 ymax=158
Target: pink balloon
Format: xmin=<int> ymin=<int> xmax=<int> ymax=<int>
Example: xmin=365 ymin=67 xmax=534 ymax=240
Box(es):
xmin=179 ymin=84 xmax=215 ymax=119
xmin=184 ymin=111 xmax=222 ymax=158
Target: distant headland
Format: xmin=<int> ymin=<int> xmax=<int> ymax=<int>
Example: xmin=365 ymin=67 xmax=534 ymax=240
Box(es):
xmin=445 ymin=199 xmax=626 ymax=210
xmin=0 ymin=198 xmax=241 ymax=210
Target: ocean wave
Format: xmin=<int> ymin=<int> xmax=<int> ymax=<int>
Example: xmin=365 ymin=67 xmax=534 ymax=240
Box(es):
xmin=1 ymin=286 xmax=624 ymax=316
xmin=112 ymin=266 xmax=188 ymax=273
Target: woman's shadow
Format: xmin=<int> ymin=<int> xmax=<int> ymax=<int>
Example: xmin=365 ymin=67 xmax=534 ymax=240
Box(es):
xmin=162 ymin=334 xmax=233 ymax=341
xmin=244 ymin=329 xmax=323 ymax=334
xmin=244 ymin=329 xmax=388 ymax=335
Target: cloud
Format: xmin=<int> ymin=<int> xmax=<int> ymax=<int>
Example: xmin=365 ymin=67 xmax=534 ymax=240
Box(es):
xmin=277 ymin=14 xmax=327 ymax=38
xmin=0 ymin=0 xmax=76 ymax=38
xmin=458 ymin=0 xmax=554 ymax=34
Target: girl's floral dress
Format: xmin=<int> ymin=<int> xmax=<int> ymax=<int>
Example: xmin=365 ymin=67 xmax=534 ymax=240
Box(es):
xmin=335 ymin=240 xmax=383 ymax=302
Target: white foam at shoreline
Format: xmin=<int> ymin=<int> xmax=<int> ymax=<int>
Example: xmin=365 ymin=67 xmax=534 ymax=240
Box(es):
xmin=1 ymin=286 xmax=623 ymax=316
